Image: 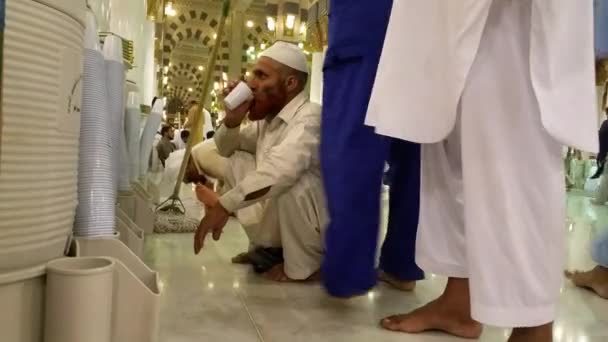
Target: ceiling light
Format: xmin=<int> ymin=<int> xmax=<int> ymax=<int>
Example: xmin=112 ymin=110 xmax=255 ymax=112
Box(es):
xmin=260 ymin=43 xmax=266 ymax=50
xmin=168 ymin=62 xmax=172 ymax=67
xmin=285 ymin=15 xmax=296 ymax=30
xmin=245 ymin=71 xmax=251 ymax=77
xmin=298 ymin=42 xmax=304 ymax=49
xmin=163 ymin=66 xmax=169 ymax=73
xmin=300 ymin=23 xmax=307 ymax=35
xmin=165 ymin=2 xmax=176 ymax=17
xmin=214 ymin=82 xmax=220 ymax=90
xmin=188 ymin=87 xmax=193 ymax=92
xmin=213 ymin=33 xmax=217 ymax=40
xmin=198 ymin=65 xmax=204 ymax=71
xmin=247 ymin=46 xmax=255 ymax=53
xmin=246 ymin=20 xmax=254 ymax=28
xmin=266 ymin=17 xmax=276 ymax=31
xmin=222 ymin=72 xmax=228 ymax=81
xmin=162 ymin=76 xmax=168 ymax=85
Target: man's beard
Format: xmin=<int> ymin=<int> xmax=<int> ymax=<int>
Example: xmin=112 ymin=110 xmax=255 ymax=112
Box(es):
xmin=248 ymin=87 xmax=286 ymax=121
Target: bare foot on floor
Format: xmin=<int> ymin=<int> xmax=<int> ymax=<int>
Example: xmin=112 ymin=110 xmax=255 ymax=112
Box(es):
xmin=263 ymin=264 xmax=320 ymax=283
xmin=381 ymin=299 xmax=483 ymax=339
xmin=378 ymin=270 xmax=416 ymax=291
xmin=565 ymin=266 xmax=608 ymax=299
xmin=382 ymin=278 xmax=482 ymax=340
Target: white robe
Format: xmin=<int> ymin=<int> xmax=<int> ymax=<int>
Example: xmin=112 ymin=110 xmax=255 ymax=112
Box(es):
xmin=365 ymin=0 xmax=598 ymax=328
xmin=366 ymin=0 xmax=597 ymax=153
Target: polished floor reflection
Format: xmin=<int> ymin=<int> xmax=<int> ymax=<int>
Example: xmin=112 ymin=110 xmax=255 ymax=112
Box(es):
xmin=144 ymin=191 xmax=608 ymax=341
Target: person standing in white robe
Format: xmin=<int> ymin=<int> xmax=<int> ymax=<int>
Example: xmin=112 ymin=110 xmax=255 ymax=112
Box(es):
xmin=183 ymin=102 xmax=214 ymax=141
xmin=366 ymin=1 xmax=598 ymax=341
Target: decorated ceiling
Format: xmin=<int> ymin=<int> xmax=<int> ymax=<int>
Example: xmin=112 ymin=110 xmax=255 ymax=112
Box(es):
xmin=155 ymin=0 xmax=328 ymax=109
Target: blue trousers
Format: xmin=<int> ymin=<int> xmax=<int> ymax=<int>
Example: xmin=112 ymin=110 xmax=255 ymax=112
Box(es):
xmin=320 ymin=0 xmax=423 ymax=298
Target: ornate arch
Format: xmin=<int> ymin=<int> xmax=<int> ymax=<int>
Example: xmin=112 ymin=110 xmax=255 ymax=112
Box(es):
xmin=162 ymin=7 xmax=280 ymax=103
xmin=162 ymin=9 xmax=226 ymax=66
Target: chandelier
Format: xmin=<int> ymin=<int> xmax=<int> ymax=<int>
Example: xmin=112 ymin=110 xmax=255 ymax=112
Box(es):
xmin=265 ymin=0 xmax=308 ymax=43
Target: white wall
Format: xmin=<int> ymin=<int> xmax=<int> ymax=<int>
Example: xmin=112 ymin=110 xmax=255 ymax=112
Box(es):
xmin=88 ymin=0 xmax=157 ymax=106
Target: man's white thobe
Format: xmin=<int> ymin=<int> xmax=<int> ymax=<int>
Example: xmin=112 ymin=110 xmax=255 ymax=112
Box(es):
xmin=194 ymin=92 xmax=327 ymax=280
xmin=366 ymin=0 xmax=598 ymax=327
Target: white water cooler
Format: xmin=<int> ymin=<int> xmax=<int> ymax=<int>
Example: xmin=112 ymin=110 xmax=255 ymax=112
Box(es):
xmin=0 ymin=0 xmax=84 ymax=341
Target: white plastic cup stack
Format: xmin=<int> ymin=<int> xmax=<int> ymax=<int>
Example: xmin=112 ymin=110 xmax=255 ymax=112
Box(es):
xmin=74 ymin=11 xmax=115 ymax=237
xmin=104 ymin=35 xmax=131 ymax=193
xmin=125 ymin=92 xmax=141 ymax=184
xmin=224 ymin=82 xmax=253 ymax=110
xmin=139 ymin=100 xmax=164 ymax=180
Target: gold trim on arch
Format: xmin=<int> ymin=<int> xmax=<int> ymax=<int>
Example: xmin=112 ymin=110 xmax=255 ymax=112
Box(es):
xmin=147 ymin=0 xmax=165 ymax=22
xmin=305 ymin=0 xmax=328 ymax=52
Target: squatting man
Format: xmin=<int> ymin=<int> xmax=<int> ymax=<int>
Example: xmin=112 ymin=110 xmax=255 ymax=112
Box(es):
xmin=183 ymin=41 xmax=326 ymax=282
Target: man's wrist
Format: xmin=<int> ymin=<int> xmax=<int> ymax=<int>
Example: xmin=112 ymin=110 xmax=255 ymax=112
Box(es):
xmin=223 ymin=118 xmax=242 ymax=129
xmin=215 ymin=202 xmax=230 ymax=216
xmin=218 ymin=191 xmax=240 ymax=213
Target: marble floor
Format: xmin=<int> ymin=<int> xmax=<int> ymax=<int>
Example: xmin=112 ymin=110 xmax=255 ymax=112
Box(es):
xmin=144 ymin=191 xmax=608 ymax=342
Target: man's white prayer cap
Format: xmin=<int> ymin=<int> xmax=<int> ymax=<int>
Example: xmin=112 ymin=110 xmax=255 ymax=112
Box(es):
xmin=259 ymin=41 xmax=308 ymax=74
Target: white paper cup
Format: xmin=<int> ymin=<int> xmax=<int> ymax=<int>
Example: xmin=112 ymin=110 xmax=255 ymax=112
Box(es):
xmin=224 ymin=82 xmax=253 ymax=110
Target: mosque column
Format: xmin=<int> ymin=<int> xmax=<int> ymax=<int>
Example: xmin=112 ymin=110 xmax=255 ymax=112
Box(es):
xmin=310 ymin=49 xmax=325 ymax=104
xmin=305 ymin=0 xmax=328 ymax=104
xmin=228 ymin=11 xmax=246 ymax=79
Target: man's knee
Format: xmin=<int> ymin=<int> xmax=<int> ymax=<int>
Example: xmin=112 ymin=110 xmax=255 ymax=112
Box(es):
xmin=197 ymin=148 xmax=227 ymax=181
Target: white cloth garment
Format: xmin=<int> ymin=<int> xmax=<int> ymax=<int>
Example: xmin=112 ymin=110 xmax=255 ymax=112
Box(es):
xmin=372 ymin=0 xmax=597 ymax=328
xmin=150 ymin=132 xmax=163 ymax=173
xmin=195 ymin=91 xmax=327 ymax=279
xmin=183 ymin=108 xmax=214 ymax=142
xmin=191 ymin=138 xmax=226 ymax=180
xmin=366 ymin=0 xmax=597 ymax=153
xmin=203 ymin=109 xmax=214 ymax=137
xmin=172 ymin=129 xmax=186 ymax=150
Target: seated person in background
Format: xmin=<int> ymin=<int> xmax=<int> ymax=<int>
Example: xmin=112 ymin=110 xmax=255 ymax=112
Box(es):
xmin=156 ymin=124 xmax=176 ymax=168
xmin=180 ymin=130 xmax=190 ymax=146
xmin=183 ymin=42 xmax=326 ymax=282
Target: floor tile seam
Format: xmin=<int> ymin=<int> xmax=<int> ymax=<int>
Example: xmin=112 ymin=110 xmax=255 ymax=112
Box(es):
xmin=234 ymin=287 xmax=266 ymax=342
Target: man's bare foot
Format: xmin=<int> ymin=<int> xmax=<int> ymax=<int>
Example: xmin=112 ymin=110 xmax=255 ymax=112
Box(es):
xmin=381 ymin=278 xmax=482 ymax=339
xmin=195 ymin=183 xmax=219 ymax=207
xmin=508 ymin=323 xmax=553 ymax=342
xmin=231 ymin=251 xmax=254 ymax=264
xmin=263 ymin=263 xmax=320 ymax=283
xmin=565 ymin=266 xmax=608 ymax=299
xmin=378 ymin=270 xmax=416 ymax=291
